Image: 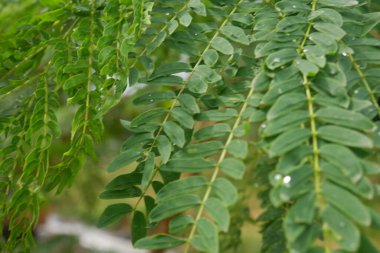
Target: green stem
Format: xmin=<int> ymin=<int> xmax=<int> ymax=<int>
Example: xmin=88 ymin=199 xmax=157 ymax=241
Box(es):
xmin=182 ymin=83 xmax=255 ymax=253
xmin=132 ymin=0 xmax=245 ymax=212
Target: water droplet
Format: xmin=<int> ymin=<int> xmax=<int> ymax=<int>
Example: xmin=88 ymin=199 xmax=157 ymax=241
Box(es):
xmin=273 ymin=58 xmax=280 ymax=63
xmin=150 ymin=99 xmax=154 ymax=102
xmin=165 ymin=12 xmax=170 ymax=16
xmin=261 ymin=123 xmax=267 ymax=129
xmin=275 ymin=7 xmax=282 ymax=12
xmin=194 ymin=33 xmax=198 ymax=36
xmin=292 ymin=5 xmax=296 ymax=8
xmin=274 ymin=174 xmax=282 ymax=181
xmin=342 ymin=52 xmax=348 ymax=56
xmin=354 ymin=89 xmax=359 ymax=94
xmin=303 ymin=49 xmax=308 ymax=53
xmin=283 ymin=176 xmax=291 ymax=184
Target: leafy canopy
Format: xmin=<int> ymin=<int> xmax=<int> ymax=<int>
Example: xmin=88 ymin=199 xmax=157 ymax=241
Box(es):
xmin=1 ymin=0 xmax=380 ymax=253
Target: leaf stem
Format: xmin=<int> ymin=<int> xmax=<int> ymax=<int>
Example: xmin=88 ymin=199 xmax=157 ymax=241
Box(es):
xmin=182 ymin=83 xmax=255 ymax=253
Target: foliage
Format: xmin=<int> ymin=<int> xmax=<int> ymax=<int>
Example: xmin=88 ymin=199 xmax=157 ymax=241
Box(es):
xmin=1 ymin=0 xmax=380 ymax=253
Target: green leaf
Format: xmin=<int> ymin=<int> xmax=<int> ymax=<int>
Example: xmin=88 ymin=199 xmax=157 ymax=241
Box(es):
xmin=220 ymin=25 xmax=250 ymax=45
xmin=141 ymin=152 xmax=155 ymax=190
xmin=191 ymin=218 xmax=219 ymax=253
xmin=267 ymin=93 xmax=306 ymax=120
xmin=161 ymin=158 xmax=214 ymax=173
xmin=211 ymin=36 xmax=234 ymax=55
xmin=178 ymin=11 xmax=192 ymax=27
xmin=319 ymin=144 xmax=363 ymax=183
xmin=156 ymin=176 xmax=208 ymax=201
xmin=314 ymin=22 xmax=346 ymax=40
xmin=132 ymin=211 xmax=147 ymax=245
xmin=203 ymin=49 xmax=219 ymax=67
xmin=220 ymin=158 xmax=245 ymax=179
xmin=169 ymin=215 xmax=194 ymax=234
xmin=264 ymin=110 xmax=309 ymax=137
xmin=179 ymin=94 xmax=200 ymax=114
xmin=131 ymin=108 xmax=168 ymax=127
xmin=163 ymin=121 xmax=186 ymax=148
xmin=319 ymin=0 xmax=358 ymax=7
xmin=295 ymin=59 xmax=319 ymax=77
xmin=269 ymin=128 xmax=311 ymax=157
xmin=97 ymin=204 xmax=132 ymax=227
xmin=63 ymin=74 xmax=87 ymax=90
xmin=266 ymin=49 xmax=298 ymax=70
xmin=322 ymin=181 xmax=371 ymax=226
xmin=322 ymin=205 xmax=360 ymax=252
xmin=188 ymin=78 xmax=208 ymax=94
xmin=205 ymin=198 xmax=230 ymax=232
xmin=315 ymin=107 xmax=376 ymax=132
xmin=171 ymin=107 xmax=194 ymax=129
xmin=157 ymin=135 xmax=171 ymax=164
xmin=318 ymin=126 xmax=374 ymax=149
xmin=105 ymin=173 xmax=142 ymax=190
xmin=133 ymin=91 xmax=176 ymax=105
xmin=194 ymin=123 xmax=231 ymax=141
xmin=212 ymin=178 xmax=238 ymax=206
xmin=227 ymin=139 xmax=248 ymax=159
xmin=135 ymin=234 xmax=185 ymax=249
xmin=151 ymin=62 xmax=192 ymax=78
xmin=107 ymin=149 xmax=142 ymax=172
xmin=303 ymin=46 xmax=326 ymax=68
xmin=149 ymin=195 xmax=200 ymax=222
xmin=99 ymin=186 xmax=142 ymax=199
xmin=196 ymin=109 xmax=237 ymax=122
xmin=309 ymin=8 xmax=343 ymax=26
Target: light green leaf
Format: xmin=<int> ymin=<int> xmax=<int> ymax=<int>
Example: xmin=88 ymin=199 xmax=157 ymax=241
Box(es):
xmin=267 ymin=93 xmax=306 ymax=120
xmin=205 ymin=198 xmax=230 ymax=232
xmin=196 ymin=109 xmax=237 ymax=122
xmin=194 ymin=123 xmax=231 ymax=141
xmin=269 ymin=128 xmax=311 ymax=157
xmin=107 ymin=149 xmax=142 ymax=172
xmin=161 ymin=158 xmax=214 ymax=173
xmin=295 ymin=59 xmax=319 ymax=77
xmin=315 ymin=107 xmax=376 ymax=132
xmin=220 ymin=25 xmax=250 ymax=45
xmin=163 ymin=121 xmax=186 ymax=148
xmin=264 ymin=110 xmax=309 ymax=137
xmin=314 ymin=22 xmax=346 ymax=40
xmin=203 ymin=49 xmax=219 ymax=67
xmin=319 ymin=144 xmax=363 ymax=183
xmin=63 ymin=74 xmax=87 ymax=90
xmin=227 ymin=140 xmax=248 ymax=159
xmin=169 ymin=215 xmax=194 ymax=234
xmin=141 ymin=152 xmax=155 ymax=190
xmin=220 ymin=158 xmax=245 ymax=179
xmin=191 ymin=218 xmax=219 ymax=253
xmin=318 ymin=126 xmax=374 ymax=148
xmin=149 ymin=195 xmax=200 ymax=222
xmin=171 ymin=107 xmax=194 ymax=129
xmin=212 ymin=178 xmax=238 ymax=206
xmin=178 ymin=11 xmax=192 ymax=27
xmin=319 ymin=0 xmax=358 ymax=7
xmin=157 ymin=176 xmax=208 ymax=201
xmin=322 ymin=181 xmax=371 ymax=226
xmin=322 ymin=206 xmax=360 ymax=252
xmin=179 ymin=93 xmax=200 ymax=114
xmin=157 ymin=135 xmax=171 ymax=164
xmin=266 ymin=48 xmax=298 ymax=70
xmin=211 ymin=36 xmax=234 ymax=55
xmin=133 ymin=91 xmax=176 ymax=105
xmin=135 ymin=234 xmax=185 ymax=249
xmin=303 ymin=45 xmax=326 ymax=68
